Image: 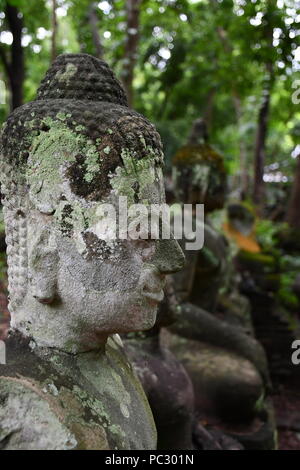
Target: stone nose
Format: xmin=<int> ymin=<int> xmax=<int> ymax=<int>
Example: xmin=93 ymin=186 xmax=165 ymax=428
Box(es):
xmin=152 ymin=238 xmax=185 ymax=275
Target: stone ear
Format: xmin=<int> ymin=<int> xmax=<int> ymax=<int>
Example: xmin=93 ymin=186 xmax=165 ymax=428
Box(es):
xmin=29 ymin=228 xmax=59 ymax=304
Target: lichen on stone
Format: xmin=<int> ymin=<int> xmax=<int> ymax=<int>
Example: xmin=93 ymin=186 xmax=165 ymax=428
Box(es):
xmin=55 ymin=62 xmax=78 ymax=85
xmin=27 ymin=117 xmax=101 ymax=190
xmin=109 ymin=148 xmax=157 ymax=205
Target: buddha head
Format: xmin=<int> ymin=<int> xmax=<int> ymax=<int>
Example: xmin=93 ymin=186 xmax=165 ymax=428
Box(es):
xmin=0 ymin=54 xmax=185 ymax=352
xmin=173 ymin=118 xmax=227 ymax=211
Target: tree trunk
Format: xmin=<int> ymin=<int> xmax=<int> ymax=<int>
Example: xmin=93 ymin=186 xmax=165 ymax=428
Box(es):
xmin=232 ymin=92 xmax=249 ymax=199
xmin=203 ymin=88 xmax=216 ymax=133
xmin=51 ymin=0 xmax=58 ymax=62
xmin=4 ymin=3 xmax=24 ymax=110
xmin=287 ymin=154 xmax=300 ymax=229
xmin=122 ymin=0 xmax=141 ymax=107
xmin=210 ymin=10 xmax=248 ymax=200
xmin=253 ymin=9 xmax=274 ymax=209
xmin=88 ymin=2 xmax=103 ymax=59
xmin=253 ymin=73 xmax=272 ymax=207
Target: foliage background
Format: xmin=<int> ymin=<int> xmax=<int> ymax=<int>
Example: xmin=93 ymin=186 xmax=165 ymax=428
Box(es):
xmin=0 ymin=0 xmax=298 ymax=191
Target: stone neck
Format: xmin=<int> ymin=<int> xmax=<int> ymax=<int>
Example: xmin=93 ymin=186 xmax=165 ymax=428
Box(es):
xmin=9 ymin=321 xmax=108 ymax=355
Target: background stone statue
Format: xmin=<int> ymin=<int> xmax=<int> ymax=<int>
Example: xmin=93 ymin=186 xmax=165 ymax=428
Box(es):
xmin=124 ymin=277 xmax=244 ymax=450
xmin=0 ymin=53 xmax=184 ymax=450
xmin=164 ymin=118 xmax=276 ymax=449
xmin=124 ymin=277 xmax=195 ymax=450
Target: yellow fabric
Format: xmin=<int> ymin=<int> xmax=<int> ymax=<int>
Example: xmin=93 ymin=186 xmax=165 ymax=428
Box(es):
xmin=223 ymin=222 xmax=261 ymax=253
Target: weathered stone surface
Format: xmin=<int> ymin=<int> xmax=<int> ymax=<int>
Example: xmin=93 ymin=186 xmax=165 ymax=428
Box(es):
xmin=0 ymin=332 xmax=155 ymax=450
xmin=125 ymin=332 xmax=195 ymax=450
xmin=164 ymin=332 xmax=264 ymax=422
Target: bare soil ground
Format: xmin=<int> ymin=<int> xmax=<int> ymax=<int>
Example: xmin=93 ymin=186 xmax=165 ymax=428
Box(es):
xmin=273 ymin=385 xmax=300 ymax=450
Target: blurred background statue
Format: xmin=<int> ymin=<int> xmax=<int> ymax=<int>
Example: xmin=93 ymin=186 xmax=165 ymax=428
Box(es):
xmin=163 ymin=118 xmax=276 ymax=450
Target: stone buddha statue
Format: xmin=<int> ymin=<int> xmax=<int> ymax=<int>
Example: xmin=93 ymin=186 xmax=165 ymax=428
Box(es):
xmin=164 ymin=119 xmax=276 ymax=449
xmin=0 ymin=53 xmax=185 ymax=450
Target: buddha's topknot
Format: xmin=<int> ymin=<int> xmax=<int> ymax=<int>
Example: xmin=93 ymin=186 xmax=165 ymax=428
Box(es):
xmin=36 ymin=53 xmax=128 ymax=106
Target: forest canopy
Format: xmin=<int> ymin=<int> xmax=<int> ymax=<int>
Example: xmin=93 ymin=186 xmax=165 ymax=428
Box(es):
xmin=1 ymin=0 xmax=300 ymax=452
xmin=0 ymin=0 xmax=299 ymax=206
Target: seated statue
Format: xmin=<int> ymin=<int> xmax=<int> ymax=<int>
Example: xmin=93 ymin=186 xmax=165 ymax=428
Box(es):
xmin=0 ymin=53 xmax=185 ymax=450
xmin=124 ymin=278 xmax=244 ymax=450
xmin=164 ymin=119 xmax=276 ymax=449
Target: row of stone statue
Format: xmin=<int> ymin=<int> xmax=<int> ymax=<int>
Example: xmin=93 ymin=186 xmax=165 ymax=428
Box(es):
xmin=0 ymin=54 xmax=276 ymax=450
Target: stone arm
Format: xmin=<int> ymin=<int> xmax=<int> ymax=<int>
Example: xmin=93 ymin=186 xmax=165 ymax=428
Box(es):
xmin=0 ymin=376 xmax=111 ymax=450
xmin=169 ymin=302 xmax=271 ymax=390
xmin=0 ymin=377 xmax=81 ymax=450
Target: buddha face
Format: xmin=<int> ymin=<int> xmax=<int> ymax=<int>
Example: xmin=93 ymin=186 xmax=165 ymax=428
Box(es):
xmin=16 ymin=151 xmax=185 ymax=350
